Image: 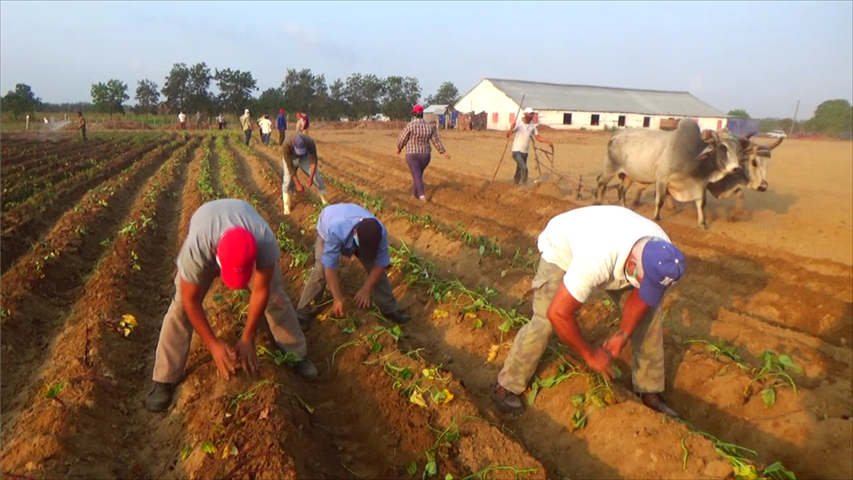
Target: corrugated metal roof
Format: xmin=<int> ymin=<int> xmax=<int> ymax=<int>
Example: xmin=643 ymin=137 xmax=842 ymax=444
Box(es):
xmin=487 ymin=78 xmax=726 ymax=117
xmin=423 ymin=104 xmax=449 ymax=114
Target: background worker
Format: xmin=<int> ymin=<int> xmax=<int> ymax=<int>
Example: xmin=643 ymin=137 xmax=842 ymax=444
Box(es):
xmin=195 ymin=110 xmax=202 ymax=129
xmin=277 ymin=109 xmax=288 ymax=145
xmin=240 ymin=109 xmax=253 ymax=145
xmin=178 ymin=111 xmax=187 ymax=130
xmin=396 ymin=104 xmax=451 ymax=202
xmin=77 ymin=111 xmax=86 ymax=141
xmin=258 ymin=113 xmax=273 ymax=145
xmin=492 ymin=205 xmax=685 ymax=418
xmin=506 ymin=107 xmax=552 ymax=185
xmin=295 ymin=203 xmax=411 ymax=331
xmin=281 ymin=133 xmax=329 ymax=215
xmin=296 ymin=112 xmax=310 ymax=134
xmin=217 ymin=113 xmax=226 ymax=130
xmin=145 ymin=198 xmax=318 ymax=413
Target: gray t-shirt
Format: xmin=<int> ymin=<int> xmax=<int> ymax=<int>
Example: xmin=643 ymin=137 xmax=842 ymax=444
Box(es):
xmin=177 ymin=199 xmax=279 ymax=285
xmin=511 ymin=120 xmax=539 ymax=154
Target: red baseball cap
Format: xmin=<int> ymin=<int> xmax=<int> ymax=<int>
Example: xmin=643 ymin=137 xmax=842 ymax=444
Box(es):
xmin=279 ymin=109 xmax=284 ymax=114
xmin=216 ymin=227 xmax=258 ymax=289
xmin=412 ymin=105 xmax=424 ymax=114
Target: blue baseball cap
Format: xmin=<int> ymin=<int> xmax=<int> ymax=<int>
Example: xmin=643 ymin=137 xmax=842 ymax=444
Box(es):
xmin=293 ymin=135 xmax=307 ymax=156
xmin=639 ymin=240 xmax=686 ymax=307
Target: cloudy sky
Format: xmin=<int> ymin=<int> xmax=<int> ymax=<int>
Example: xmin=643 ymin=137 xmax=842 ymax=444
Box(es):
xmin=2 ymin=1 xmax=851 ymax=118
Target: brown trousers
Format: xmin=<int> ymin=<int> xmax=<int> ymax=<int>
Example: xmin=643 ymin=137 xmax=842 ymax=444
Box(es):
xmin=152 ymin=265 xmax=307 ymax=384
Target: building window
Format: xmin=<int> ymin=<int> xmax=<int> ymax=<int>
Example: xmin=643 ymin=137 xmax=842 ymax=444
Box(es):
xmin=618 ymin=115 xmax=626 ymax=127
xmin=492 ymin=112 xmax=499 ymax=124
xmin=643 ymin=116 xmax=651 ymax=128
xmin=591 ymin=114 xmax=600 ymax=126
xmin=510 ymin=113 xmax=516 ymax=125
xmin=563 ymin=113 xmax=572 ymax=125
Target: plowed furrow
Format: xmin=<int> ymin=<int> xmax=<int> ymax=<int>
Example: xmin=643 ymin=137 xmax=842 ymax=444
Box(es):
xmin=0 ymin=140 xmax=184 ymax=427
xmin=1 ymin=139 xmax=108 ymax=169
xmin=0 ymin=138 xmax=166 ymax=273
xmin=0 ymin=140 xmax=197 ymax=478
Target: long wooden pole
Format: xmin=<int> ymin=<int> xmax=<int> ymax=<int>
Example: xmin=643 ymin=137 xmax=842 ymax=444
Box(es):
xmin=789 ymin=99 xmax=800 ymax=137
xmin=488 ymin=93 xmax=526 ymax=189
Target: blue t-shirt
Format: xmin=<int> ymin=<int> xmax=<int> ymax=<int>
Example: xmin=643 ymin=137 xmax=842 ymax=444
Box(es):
xmin=316 ymin=204 xmax=390 ymax=270
xmin=277 ymin=114 xmax=286 ymax=130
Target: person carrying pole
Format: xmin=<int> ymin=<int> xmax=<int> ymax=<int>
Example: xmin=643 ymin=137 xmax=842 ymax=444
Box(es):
xmin=294 ymin=203 xmax=411 ymax=331
xmin=281 ymin=132 xmax=329 ymax=215
xmin=491 ymin=205 xmax=685 ymax=418
xmin=506 ymin=108 xmax=552 ymax=186
xmin=396 ymin=105 xmax=451 ymax=202
xmin=144 ymin=199 xmax=318 ymax=413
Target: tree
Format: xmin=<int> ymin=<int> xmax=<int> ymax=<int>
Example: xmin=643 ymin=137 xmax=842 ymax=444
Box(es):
xmin=214 ymin=68 xmax=257 ymax=115
xmin=134 ymin=79 xmax=160 ymax=115
xmin=804 ymin=99 xmax=853 ymax=136
xmin=344 ymin=73 xmax=384 ymax=119
xmin=91 ymin=79 xmax=129 ymax=116
xmin=382 ymin=76 xmax=421 ymax=120
xmin=186 ymin=62 xmax=214 ymax=114
xmin=425 ymin=81 xmax=460 ymax=107
xmin=281 ymin=68 xmax=328 ymax=118
xmin=727 ymin=109 xmax=750 ymax=118
xmin=162 ymin=63 xmax=190 ymax=113
xmin=1 ymin=83 xmax=42 ymax=119
xmin=251 ymin=87 xmax=286 ymax=118
xmin=328 ymin=79 xmax=347 ymax=119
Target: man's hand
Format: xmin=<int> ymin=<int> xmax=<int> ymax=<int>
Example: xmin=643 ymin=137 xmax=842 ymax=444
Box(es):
xmin=396 ymin=149 xmax=402 ymax=155
xmin=442 ymin=152 xmax=451 ymax=159
xmin=603 ymin=331 xmax=629 ymax=359
xmin=210 ymin=340 xmax=238 ymax=380
xmin=235 ymin=338 xmax=259 ymax=374
xmin=333 ymin=297 xmax=345 ymax=317
xmin=353 ymin=285 xmax=372 ymax=309
xmin=294 ymin=180 xmax=304 ymax=194
xmin=583 ymin=348 xmax=613 ymax=380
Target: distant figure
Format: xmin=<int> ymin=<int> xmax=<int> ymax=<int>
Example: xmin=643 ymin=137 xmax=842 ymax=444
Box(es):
xmin=217 ymin=113 xmax=225 ymax=130
xmin=281 ymin=133 xmax=329 ymax=215
xmin=78 ymin=112 xmax=87 ymax=141
xmin=178 ymin=111 xmax=187 ymax=130
xmin=258 ymin=113 xmax=273 ymax=146
xmin=396 ymin=104 xmax=450 ymax=202
xmin=276 ymin=109 xmax=287 ymax=145
xmin=296 ymin=112 xmax=309 ymax=134
xmin=239 ymin=109 xmax=253 ymax=145
xmin=506 ymin=107 xmax=552 ymax=185
xmin=195 ymin=111 xmax=202 ymax=129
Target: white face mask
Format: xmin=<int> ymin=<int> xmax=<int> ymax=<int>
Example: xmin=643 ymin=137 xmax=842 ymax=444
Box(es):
xmin=625 ymin=259 xmax=641 ymax=289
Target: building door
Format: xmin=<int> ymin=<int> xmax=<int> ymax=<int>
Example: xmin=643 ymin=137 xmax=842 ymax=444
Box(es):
xmin=618 ymin=115 xmax=626 ymax=127
xmin=563 ymin=113 xmax=572 ymax=125
xmin=717 ymin=120 xmax=723 ymax=130
xmin=643 ymin=117 xmax=651 ymax=128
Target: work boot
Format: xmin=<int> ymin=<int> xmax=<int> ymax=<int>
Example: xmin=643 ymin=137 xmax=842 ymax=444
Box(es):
xmin=282 ymin=193 xmax=291 ymax=215
xmin=639 ymin=392 xmax=681 ymax=418
xmin=294 ymin=358 xmax=319 ymax=382
xmin=296 ymin=309 xmax=313 ymax=332
xmin=383 ymin=309 xmax=412 ymax=325
xmin=418 ymin=195 xmax=427 ymax=203
xmin=145 ymin=382 xmax=175 ymax=413
xmin=318 ymin=190 xmax=329 ymax=206
xmin=490 ymin=383 xmax=524 ymax=414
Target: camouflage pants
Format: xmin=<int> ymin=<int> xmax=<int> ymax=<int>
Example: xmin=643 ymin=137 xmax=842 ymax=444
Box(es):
xmin=497 ymin=259 xmax=665 ymax=395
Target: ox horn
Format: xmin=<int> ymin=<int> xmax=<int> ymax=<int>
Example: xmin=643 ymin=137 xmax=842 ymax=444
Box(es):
xmin=701 ymin=130 xmax=718 ymax=143
xmin=768 ymin=137 xmax=783 ymax=150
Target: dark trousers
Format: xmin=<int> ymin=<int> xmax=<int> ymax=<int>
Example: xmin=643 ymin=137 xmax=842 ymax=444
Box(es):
xmin=296 ymin=237 xmax=398 ymax=315
xmin=405 ymin=152 xmax=431 ymax=198
xmin=261 ymin=133 xmax=271 ymax=145
xmin=244 ymin=129 xmax=252 ymax=145
xmin=512 ymin=151 xmax=529 ymax=184
xmin=80 ymin=126 xmax=87 ymax=141
xmin=278 ymin=128 xmax=286 ymax=145
xmin=218 ymin=122 xmax=224 ymax=130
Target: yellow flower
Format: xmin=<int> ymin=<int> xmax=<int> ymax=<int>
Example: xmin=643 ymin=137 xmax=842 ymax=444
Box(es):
xmin=317 ymin=313 xmax=328 ymax=322
xmin=464 ymin=312 xmax=477 ymax=320
xmin=121 ymin=314 xmax=138 ymax=327
xmin=439 ymin=389 xmax=454 ymax=404
xmin=431 ymin=309 xmax=449 ymax=319
xmin=410 ymin=391 xmax=428 ymax=408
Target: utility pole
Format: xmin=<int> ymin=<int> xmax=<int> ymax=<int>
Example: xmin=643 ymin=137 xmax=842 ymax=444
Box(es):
xmin=789 ymin=99 xmax=800 ymax=137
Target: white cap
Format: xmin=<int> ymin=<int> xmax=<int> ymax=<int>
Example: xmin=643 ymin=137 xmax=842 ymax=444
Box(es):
xmin=523 ymin=107 xmax=534 ymax=114
xmin=245 ymin=109 xmax=250 ymax=114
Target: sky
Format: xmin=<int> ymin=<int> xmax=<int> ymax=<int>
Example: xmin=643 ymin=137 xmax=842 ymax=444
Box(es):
xmin=1 ymin=1 xmax=851 ymax=119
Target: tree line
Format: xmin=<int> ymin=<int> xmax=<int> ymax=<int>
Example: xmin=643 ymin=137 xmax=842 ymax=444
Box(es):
xmin=727 ymin=102 xmax=853 ymax=137
xmin=0 ymin=63 xmax=461 ymax=121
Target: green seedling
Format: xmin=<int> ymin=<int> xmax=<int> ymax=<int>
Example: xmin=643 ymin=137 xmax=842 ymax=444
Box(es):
xmin=407 ymin=462 xmax=418 ymax=477
xmin=45 ymin=382 xmax=67 ymax=400
xmin=527 ymin=362 xmax=582 ymax=406
xmin=202 ymin=441 xmax=217 ymax=455
xmin=681 ymin=437 xmax=689 ymax=471
xmin=180 ymin=445 xmax=192 ymax=461
xmin=228 ymin=379 xmax=272 ymax=412
xmin=745 ymin=351 xmax=802 ymax=406
xmin=118 ymin=220 xmax=138 ymax=236
xmin=256 ymin=345 xmax=300 ymax=367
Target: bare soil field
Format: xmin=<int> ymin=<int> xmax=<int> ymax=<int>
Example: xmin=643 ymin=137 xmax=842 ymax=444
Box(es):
xmin=1 ymin=128 xmax=850 ymax=480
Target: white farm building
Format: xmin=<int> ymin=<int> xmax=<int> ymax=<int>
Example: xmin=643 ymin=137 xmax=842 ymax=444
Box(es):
xmin=454 ymin=78 xmax=728 ymax=132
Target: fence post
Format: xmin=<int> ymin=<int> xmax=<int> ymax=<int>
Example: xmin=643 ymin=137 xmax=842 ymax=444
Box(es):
xmin=26 ymin=115 xmax=30 ymax=130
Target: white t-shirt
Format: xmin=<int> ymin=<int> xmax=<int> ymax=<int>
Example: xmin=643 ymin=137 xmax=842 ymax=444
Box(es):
xmin=258 ymin=118 xmax=273 ymax=134
xmin=537 ymin=205 xmax=671 ymax=302
xmin=178 ymin=113 xmax=187 ymax=122
xmin=511 ymin=120 xmax=538 ymax=154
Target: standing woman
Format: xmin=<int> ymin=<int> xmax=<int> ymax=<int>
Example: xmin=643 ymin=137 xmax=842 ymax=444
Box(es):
xmin=396 ymin=105 xmax=451 ymax=202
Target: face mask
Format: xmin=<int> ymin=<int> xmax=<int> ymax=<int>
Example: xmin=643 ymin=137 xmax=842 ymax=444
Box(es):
xmin=626 ymin=260 xmax=641 ymax=289
xmin=353 ymin=232 xmax=360 ymax=248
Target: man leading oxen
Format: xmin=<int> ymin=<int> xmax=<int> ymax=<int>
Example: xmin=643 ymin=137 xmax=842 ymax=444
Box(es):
xmin=594 ymin=118 xmax=748 ymax=229
xmin=617 ymin=133 xmax=784 ymax=223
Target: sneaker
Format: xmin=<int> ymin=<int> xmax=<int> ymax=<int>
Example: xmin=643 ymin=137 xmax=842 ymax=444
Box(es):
xmin=418 ymin=196 xmax=427 ymax=203
xmin=639 ymin=392 xmax=681 ymax=418
xmin=383 ymin=309 xmax=412 ymax=325
xmin=145 ymin=382 xmax=175 ymax=413
xmin=294 ymin=358 xmax=319 ymax=382
xmin=490 ymin=383 xmax=524 ymax=414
